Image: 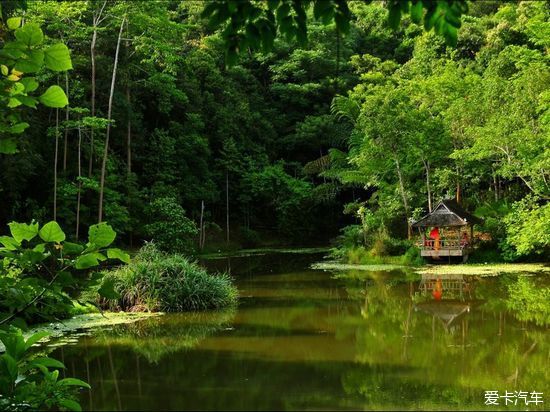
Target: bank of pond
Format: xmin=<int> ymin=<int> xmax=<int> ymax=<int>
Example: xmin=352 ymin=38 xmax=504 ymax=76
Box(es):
xmin=11 ymin=251 xmax=548 ymax=411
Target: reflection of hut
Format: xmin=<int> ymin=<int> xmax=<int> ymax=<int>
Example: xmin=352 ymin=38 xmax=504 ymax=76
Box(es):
xmin=411 ymin=199 xmax=483 ymax=262
xmin=418 ymin=274 xmax=473 ymax=300
xmin=414 ymin=301 xmax=471 ymax=330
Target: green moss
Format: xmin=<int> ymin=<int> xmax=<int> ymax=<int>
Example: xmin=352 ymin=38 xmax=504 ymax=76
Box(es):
xmin=312 ymin=261 xmax=549 ymax=277
xmin=200 ymin=247 xmax=330 ymax=259
xmin=417 ymin=263 xmax=550 ymax=277
xmin=312 ymin=262 xmax=410 ymax=272
xmin=0 ymin=312 xmax=160 ymax=352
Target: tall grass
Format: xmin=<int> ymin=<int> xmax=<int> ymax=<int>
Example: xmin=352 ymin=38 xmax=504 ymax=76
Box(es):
xmin=341 ymin=245 xmax=423 ymax=266
xmin=99 ymin=243 xmax=238 ymax=312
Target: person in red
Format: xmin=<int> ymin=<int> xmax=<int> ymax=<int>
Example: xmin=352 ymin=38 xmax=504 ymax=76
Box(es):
xmin=429 ymin=227 xmax=440 ymax=251
xmin=460 ymin=231 xmax=469 ymax=248
xmin=432 ymin=277 xmax=443 ymax=300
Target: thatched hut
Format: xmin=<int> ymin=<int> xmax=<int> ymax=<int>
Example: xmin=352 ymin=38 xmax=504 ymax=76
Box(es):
xmin=411 ymin=199 xmax=483 ymax=262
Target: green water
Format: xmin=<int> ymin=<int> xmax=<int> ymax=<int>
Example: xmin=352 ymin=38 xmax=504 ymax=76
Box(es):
xmin=52 ymin=253 xmax=549 ymax=410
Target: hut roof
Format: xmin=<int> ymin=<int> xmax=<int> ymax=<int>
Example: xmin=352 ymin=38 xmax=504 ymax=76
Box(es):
xmin=411 ymin=199 xmax=483 ymax=228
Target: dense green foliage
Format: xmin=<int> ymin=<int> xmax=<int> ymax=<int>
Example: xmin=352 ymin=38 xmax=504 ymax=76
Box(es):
xmin=0 ymin=327 xmax=90 ymax=411
xmin=0 ymin=220 xmax=128 ymax=326
xmin=0 ymin=219 xmax=127 ymax=411
xmin=0 ymin=1 xmax=545 ymax=260
xmin=3 ymin=1 xmax=546 ymax=410
xmin=202 ymin=0 xmax=468 ymax=64
xmin=99 ymin=244 xmax=238 ymax=312
xmin=326 ymin=1 xmax=549 ymax=261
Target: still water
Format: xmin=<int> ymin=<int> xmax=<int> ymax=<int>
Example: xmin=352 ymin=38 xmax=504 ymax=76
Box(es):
xmin=52 ymin=253 xmax=549 ymax=410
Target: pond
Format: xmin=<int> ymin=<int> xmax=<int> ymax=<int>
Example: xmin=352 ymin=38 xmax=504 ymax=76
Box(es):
xmin=51 ymin=253 xmax=549 ymax=410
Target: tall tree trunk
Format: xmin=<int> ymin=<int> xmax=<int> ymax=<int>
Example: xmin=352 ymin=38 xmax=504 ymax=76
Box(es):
xmin=53 ymin=109 xmax=60 ymax=220
xmin=493 ymin=169 xmax=499 ymax=202
xmin=199 ymin=200 xmax=204 ymax=250
xmin=126 ymin=86 xmax=131 ymax=175
xmin=88 ymin=22 xmax=97 ymax=177
xmin=226 ymin=171 xmax=230 ymax=244
xmin=125 ymin=18 xmax=132 ymax=176
xmin=63 ymin=72 xmax=69 ymax=172
xmin=422 ymin=159 xmax=432 ymax=212
xmin=75 ymin=126 xmax=82 ymax=239
xmin=455 ymin=165 xmax=461 ymax=204
xmin=98 ymin=17 xmax=125 ymax=223
xmin=88 ymin=1 xmax=106 ymax=177
xmin=395 ymin=158 xmax=411 ymax=239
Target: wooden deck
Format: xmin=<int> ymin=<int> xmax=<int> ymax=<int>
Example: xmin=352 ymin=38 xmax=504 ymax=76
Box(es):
xmin=418 ymin=238 xmax=470 ymax=259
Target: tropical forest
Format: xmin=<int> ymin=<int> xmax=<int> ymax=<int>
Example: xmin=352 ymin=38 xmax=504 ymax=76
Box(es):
xmin=0 ymin=1 xmax=548 ymax=411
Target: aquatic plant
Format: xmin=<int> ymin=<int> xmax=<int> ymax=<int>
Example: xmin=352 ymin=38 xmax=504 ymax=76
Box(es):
xmin=99 ymin=243 xmax=238 ymax=312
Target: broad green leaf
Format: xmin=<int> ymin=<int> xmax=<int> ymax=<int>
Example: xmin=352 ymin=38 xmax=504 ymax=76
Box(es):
xmin=49 ymin=369 xmax=60 ymax=382
xmin=38 ymin=85 xmax=68 ymax=108
xmin=14 ymin=60 xmax=40 ymax=73
xmin=9 ymin=82 xmax=25 ymax=96
xmin=14 ymin=95 xmax=38 ymax=109
xmin=39 ymin=221 xmax=66 ymax=243
xmin=8 ymin=221 xmax=39 ymax=243
xmin=24 ymin=332 xmax=49 ymax=350
xmin=106 ymin=248 xmax=130 ymax=264
xmin=1 ymin=354 xmax=18 ymax=381
xmin=98 ymin=278 xmax=120 ymax=300
xmin=9 ymin=122 xmax=29 ymax=134
xmin=15 ymin=50 xmax=44 ymax=73
xmin=0 ymin=139 xmax=18 ymax=154
xmin=2 ymin=43 xmax=25 ymax=59
xmin=20 ymin=77 xmax=39 ymax=92
xmin=31 ymin=356 xmax=65 ymax=369
xmin=0 ymin=235 xmax=20 ymax=250
xmin=58 ymin=399 xmax=83 ymax=412
xmin=7 ymin=97 xmax=22 ymax=108
xmin=33 ymin=243 xmax=46 ymax=252
xmin=15 ymin=23 xmax=44 ymax=47
xmin=63 ymin=242 xmax=84 ymax=255
xmin=1 ymin=65 xmax=8 ymax=76
xmin=7 ymin=17 xmax=22 ymax=30
xmin=75 ymin=252 xmax=105 ymax=269
xmin=88 ymin=223 xmax=116 ymax=248
xmin=44 ymin=43 xmax=72 ymax=71
xmin=57 ymin=270 xmax=73 ymax=286
xmin=57 ymin=377 xmax=91 ymax=389
xmin=21 ymin=249 xmax=47 ymax=265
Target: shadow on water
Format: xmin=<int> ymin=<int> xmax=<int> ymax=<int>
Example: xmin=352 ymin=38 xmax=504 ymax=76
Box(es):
xmin=51 ymin=253 xmax=549 ymax=410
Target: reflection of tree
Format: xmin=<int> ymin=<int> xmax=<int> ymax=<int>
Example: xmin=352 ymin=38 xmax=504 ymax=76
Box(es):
xmin=337 ymin=270 xmax=549 ymax=409
xmin=51 ymin=310 xmax=236 ymax=410
xmin=505 ymin=275 xmax=550 ymax=326
xmin=94 ymin=310 xmax=237 ymax=363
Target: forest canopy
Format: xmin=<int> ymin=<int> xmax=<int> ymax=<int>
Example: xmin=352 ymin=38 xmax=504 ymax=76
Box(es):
xmin=0 ymin=0 xmax=547 ymax=261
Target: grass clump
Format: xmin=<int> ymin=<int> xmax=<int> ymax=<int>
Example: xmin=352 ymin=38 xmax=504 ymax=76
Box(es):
xmin=99 ymin=243 xmax=238 ymax=312
xmin=334 ymin=245 xmax=423 ymax=267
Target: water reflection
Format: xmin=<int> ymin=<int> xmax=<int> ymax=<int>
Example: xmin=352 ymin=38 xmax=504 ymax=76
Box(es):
xmin=49 ymin=255 xmax=548 ymax=411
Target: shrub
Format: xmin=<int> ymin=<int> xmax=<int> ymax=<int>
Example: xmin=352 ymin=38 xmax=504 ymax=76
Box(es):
xmin=99 ymin=244 xmax=238 ymax=312
xmin=240 ymin=227 xmax=261 ymax=248
xmin=144 ymin=197 xmax=198 ymax=254
xmin=502 ymin=196 xmax=550 ymax=260
xmin=402 ymin=245 xmax=423 ymax=266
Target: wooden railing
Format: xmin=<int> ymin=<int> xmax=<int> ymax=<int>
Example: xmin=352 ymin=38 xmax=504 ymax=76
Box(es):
xmin=418 ymin=238 xmax=468 ymax=250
